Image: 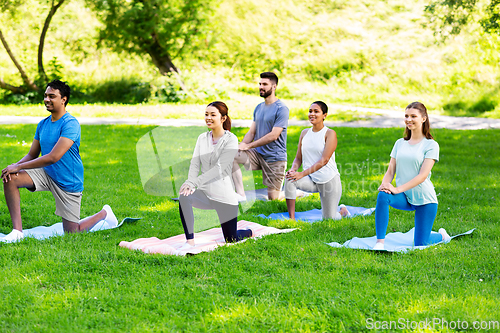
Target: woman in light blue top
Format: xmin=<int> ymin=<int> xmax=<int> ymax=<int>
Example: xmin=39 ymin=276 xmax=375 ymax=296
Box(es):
xmin=373 ymin=102 xmax=450 ymax=250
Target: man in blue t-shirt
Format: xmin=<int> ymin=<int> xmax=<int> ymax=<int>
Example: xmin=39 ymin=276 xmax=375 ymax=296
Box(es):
xmin=232 ymin=72 xmax=289 ymax=200
xmin=1 ymin=80 xmax=117 ymax=242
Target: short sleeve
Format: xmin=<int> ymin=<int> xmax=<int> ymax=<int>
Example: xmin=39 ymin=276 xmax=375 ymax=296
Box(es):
xmin=424 ymin=140 xmax=439 ymax=162
xmin=252 ymin=105 xmax=258 ymax=122
xmin=273 ymin=104 xmax=289 ymax=129
xmin=34 ymin=122 xmax=42 ymax=141
xmin=390 ymin=139 xmax=401 ymax=159
xmin=61 ymin=118 xmax=80 ymax=142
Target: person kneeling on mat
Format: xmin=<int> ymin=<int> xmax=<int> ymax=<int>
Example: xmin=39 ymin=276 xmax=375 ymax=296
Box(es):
xmin=1 ymin=80 xmax=117 ymax=242
xmin=285 ymin=101 xmax=349 ymax=220
xmin=178 ymin=101 xmax=253 ymax=249
xmin=373 ymin=101 xmax=451 ymax=250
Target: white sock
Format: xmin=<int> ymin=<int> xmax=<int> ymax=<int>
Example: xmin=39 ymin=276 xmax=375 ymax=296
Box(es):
xmin=439 ymin=228 xmax=451 ymax=243
xmin=2 ymin=229 xmax=24 ymax=243
xmin=179 ymin=242 xmax=195 ymax=250
xmin=102 ymin=205 xmax=118 ymax=227
xmin=373 ymin=242 xmax=385 ymax=250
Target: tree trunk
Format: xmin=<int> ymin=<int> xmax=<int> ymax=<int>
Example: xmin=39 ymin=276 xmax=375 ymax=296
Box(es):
xmin=38 ymin=0 xmax=66 ymax=84
xmin=0 ymin=28 xmax=38 ymax=92
xmin=0 ymin=78 xmax=26 ymax=94
xmin=146 ymin=37 xmax=187 ymax=92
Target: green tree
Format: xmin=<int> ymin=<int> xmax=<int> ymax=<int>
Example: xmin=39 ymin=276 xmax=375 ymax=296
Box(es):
xmin=425 ymin=0 xmax=500 ymax=36
xmin=0 ymin=0 xmax=66 ymax=94
xmin=89 ymin=0 xmax=216 ymax=88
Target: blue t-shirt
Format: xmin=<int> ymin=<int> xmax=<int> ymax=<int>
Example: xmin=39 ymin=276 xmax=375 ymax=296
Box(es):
xmin=253 ymin=99 xmax=289 ymax=162
xmin=34 ymin=113 xmax=84 ymax=192
xmin=390 ymin=138 xmax=439 ymax=205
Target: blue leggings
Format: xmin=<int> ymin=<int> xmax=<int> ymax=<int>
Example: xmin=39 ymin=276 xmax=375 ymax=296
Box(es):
xmin=375 ymin=191 xmax=442 ymax=246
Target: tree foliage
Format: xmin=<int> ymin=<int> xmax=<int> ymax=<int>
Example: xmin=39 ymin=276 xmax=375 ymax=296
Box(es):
xmin=89 ymin=0 xmax=216 ymax=76
xmin=0 ymin=0 xmax=66 ymax=94
xmin=425 ymin=0 xmax=500 ymax=36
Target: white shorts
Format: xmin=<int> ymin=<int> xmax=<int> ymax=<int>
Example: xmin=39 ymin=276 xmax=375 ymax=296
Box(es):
xmin=25 ymin=168 xmax=82 ymax=223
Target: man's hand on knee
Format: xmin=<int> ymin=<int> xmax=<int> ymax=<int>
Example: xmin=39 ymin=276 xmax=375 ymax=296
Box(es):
xmin=1 ymin=163 xmax=21 ymax=183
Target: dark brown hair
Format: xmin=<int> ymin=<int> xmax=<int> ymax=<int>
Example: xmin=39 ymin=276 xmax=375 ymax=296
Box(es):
xmin=312 ymin=101 xmax=328 ymax=114
xmin=404 ymin=101 xmax=433 ymax=140
xmin=46 ymin=79 xmax=71 ymax=106
xmin=207 ymin=101 xmax=231 ymax=131
xmin=260 ymin=72 xmax=278 ymax=85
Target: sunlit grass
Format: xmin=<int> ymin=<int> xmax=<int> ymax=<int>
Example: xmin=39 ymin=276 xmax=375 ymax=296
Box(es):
xmin=0 ymin=124 xmax=498 ymax=332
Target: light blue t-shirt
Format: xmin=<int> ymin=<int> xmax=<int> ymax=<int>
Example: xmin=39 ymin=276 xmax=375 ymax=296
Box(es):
xmin=34 ymin=113 xmax=84 ymax=192
xmin=390 ymin=138 xmax=439 ymax=205
xmin=253 ymin=99 xmax=289 ymax=162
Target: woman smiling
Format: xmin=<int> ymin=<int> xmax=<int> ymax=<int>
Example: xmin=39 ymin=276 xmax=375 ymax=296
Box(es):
xmin=373 ymin=101 xmax=450 ymax=250
xmin=284 ymin=101 xmax=348 ymax=220
xmin=178 ymin=101 xmax=252 ymax=249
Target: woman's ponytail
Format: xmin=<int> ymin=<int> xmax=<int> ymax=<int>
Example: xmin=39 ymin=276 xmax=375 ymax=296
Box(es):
xmin=223 ymin=115 xmax=231 ymax=131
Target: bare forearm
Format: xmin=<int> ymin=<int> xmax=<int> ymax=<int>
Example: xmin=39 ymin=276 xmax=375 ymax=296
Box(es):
xmin=396 ymin=174 xmax=427 ymax=193
xmin=290 ymin=158 xmax=302 ymax=172
xmin=241 ymin=131 xmax=255 ymax=144
xmin=302 ymin=159 xmax=328 ymax=177
xmin=17 ymin=153 xmax=37 ymax=164
xmin=381 ymin=171 xmax=394 ymax=184
xmin=247 ymin=132 xmax=278 ymax=149
xmin=16 ymin=155 xmax=56 ymax=170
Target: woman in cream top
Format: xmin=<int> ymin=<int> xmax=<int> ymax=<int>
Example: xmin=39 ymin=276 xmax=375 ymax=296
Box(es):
xmin=178 ymin=102 xmax=252 ymax=249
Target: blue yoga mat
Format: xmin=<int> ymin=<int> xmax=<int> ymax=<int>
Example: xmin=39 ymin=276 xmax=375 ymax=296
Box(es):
xmin=327 ymin=228 xmax=475 ymax=253
xmin=0 ymin=217 xmax=141 ymax=242
xmin=258 ymin=206 xmax=375 ymax=223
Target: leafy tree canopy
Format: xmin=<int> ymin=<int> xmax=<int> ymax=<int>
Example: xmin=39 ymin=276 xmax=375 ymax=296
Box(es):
xmin=426 ymin=0 xmax=500 ymax=36
xmin=88 ymin=0 xmax=217 ymax=75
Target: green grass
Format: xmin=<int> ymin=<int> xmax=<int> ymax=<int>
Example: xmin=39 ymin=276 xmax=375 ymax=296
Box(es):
xmin=0 ymin=97 xmax=368 ymax=123
xmin=0 ymin=125 xmax=499 ymax=332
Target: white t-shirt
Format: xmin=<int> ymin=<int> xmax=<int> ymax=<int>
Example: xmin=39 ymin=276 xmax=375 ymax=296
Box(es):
xmin=302 ymin=126 xmax=339 ymax=184
xmin=390 ymin=138 xmax=439 ymax=205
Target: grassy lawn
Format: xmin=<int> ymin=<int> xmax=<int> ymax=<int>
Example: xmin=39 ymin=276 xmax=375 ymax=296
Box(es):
xmin=0 ymin=124 xmax=498 ymax=332
xmin=0 ymin=94 xmax=368 ymax=123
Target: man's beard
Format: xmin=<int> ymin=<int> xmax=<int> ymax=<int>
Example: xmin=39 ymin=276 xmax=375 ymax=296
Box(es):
xmin=259 ymin=88 xmax=272 ymax=98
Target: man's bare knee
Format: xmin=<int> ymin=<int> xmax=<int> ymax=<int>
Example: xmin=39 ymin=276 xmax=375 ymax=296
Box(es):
xmin=62 ymin=218 xmax=80 ymax=233
xmin=267 ymin=188 xmax=281 ymax=200
xmin=3 ymin=171 xmax=34 ymax=190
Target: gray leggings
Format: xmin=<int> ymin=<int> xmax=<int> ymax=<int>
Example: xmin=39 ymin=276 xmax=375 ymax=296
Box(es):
xmin=284 ymin=174 xmax=342 ymax=220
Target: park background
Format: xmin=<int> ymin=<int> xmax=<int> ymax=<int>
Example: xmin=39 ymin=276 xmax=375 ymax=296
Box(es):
xmin=1 ymin=0 xmax=500 ymax=332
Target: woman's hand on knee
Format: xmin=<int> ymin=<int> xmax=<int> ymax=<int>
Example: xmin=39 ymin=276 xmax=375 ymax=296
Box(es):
xmin=179 ymin=183 xmax=195 ymax=196
xmin=286 ymin=170 xmax=303 ymax=182
xmin=378 ymin=182 xmax=393 ymax=194
xmin=378 ymin=182 xmax=400 ymax=194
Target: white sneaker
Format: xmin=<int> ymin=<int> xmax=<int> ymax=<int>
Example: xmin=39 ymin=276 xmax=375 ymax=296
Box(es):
xmin=103 ymin=205 xmax=118 ymax=228
xmin=373 ymin=242 xmax=385 ymax=250
xmin=235 ymin=193 xmax=247 ymax=202
xmin=1 ymin=229 xmax=24 ymax=243
xmin=178 ymin=242 xmax=195 ymax=251
xmin=339 ymin=204 xmax=352 ymax=217
xmin=439 ymin=228 xmax=451 ymax=243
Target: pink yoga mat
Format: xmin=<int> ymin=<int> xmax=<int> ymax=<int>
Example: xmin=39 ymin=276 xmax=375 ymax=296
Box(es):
xmin=119 ymin=220 xmax=295 ymax=256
